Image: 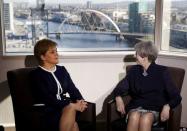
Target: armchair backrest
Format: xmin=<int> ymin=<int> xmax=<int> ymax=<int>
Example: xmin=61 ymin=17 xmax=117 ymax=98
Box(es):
xmin=167 ymin=67 xmax=185 ymax=92
xmin=7 ymin=67 xmax=38 ymax=131
xmin=7 ymin=67 xmax=35 ymax=110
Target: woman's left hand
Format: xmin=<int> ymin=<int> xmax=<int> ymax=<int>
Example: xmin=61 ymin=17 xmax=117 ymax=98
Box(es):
xmin=160 ymin=104 xmax=170 ymax=122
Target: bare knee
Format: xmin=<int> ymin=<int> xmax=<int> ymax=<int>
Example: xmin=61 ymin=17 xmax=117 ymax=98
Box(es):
xmin=128 ymin=111 xmax=141 ymax=123
xmin=140 ymin=113 xmax=154 ymax=127
xmin=73 ymin=122 xmax=79 ymax=131
xmin=127 ymin=111 xmax=141 ymax=131
xmin=60 ymin=104 xmax=77 ymax=131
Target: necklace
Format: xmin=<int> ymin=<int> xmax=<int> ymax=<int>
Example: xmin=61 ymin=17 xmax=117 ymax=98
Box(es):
xmin=142 ymin=70 xmax=148 ymax=76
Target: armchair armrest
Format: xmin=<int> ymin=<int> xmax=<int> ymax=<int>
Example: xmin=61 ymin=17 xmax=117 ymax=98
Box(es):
xmin=77 ymin=102 xmax=96 ymax=131
xmin=107 ymin=96 xmax=131 ymax=131
xmin=168 ymin=104 xmax=182 ymax=131
xmin=32 ymin=104 xmax=46 ymax=111
xmin=107 ymin=99 xmax=121 ymax=123
xmin=78 ymin=102 xmax=96 ymax=122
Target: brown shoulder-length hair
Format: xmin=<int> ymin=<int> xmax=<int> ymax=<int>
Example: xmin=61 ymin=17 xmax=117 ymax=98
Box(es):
xmin=34 ymin=39 xmax=57 ymax=65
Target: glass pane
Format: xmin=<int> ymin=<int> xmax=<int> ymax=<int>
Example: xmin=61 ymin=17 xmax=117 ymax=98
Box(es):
xmin=162 ymin=0 xmax=187 ymax=52
xmin=1 ymin=0 xmax=155 ymax=53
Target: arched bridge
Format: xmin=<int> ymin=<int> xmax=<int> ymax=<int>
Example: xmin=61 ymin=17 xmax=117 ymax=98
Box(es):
xmin=47 ymin=9 xmax=120 ymax=35
xmin=46 ymin=9 xmax=150 ymax=41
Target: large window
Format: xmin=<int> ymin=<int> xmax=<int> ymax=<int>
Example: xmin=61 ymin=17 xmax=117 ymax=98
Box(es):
xmin=161 ymin=0 xmax=187 ymax=53
xmin=0 ymin=0 xmax=155 ymax=54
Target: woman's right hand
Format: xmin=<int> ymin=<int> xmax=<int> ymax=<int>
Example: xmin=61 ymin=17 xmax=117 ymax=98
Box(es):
xmin=71 ymin=100 xmax=88 ymax=112
xmin=115 ymin=96 xmax=126 ymax=115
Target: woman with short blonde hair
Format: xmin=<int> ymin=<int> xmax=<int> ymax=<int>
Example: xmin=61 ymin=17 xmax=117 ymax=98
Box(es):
xmin=114 ymin=41 xmax=181 ymax=131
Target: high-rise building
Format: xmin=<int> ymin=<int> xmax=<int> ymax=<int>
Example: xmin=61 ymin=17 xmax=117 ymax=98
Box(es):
xmin=138 ymin=0 xmax=147 ymax=14
xmin=139 ymin=13 xmax=155 ymax=33
xmin=37 ymin=0 xmax=45 ymax=9
xmin=3 ymin=2 xmax=14 ymax=31
xmin=128 ymin=1 xmax=147 ymax=33
xmin=87 ymin=1 xmax=92 ymax=9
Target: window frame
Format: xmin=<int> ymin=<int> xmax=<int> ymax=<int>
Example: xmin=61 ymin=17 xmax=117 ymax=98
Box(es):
xmin=0 ymin=0 xmax=4 ymax=55
xmin=157 ymin=0 xmax=187 ymax=56
xmin=0 ymin=0 xmax=156 ymax=56
xmin=1 ymin=0 xmax=187 ymax=57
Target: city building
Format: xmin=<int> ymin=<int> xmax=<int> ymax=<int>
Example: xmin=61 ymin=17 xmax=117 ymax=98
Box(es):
xmin=87 ymin=1 xmax=92 ymax=9
xmin=3 ymin=2 xmax=14 ymax=32
xmin=128 ymin=1 xmax=147 ymax=33
xmin=139 ymin=13 xmax=155 ymax=33
xmin=112 ymin=11 xmax=128 ymax=22
xmin=37 ymin=0 xmax=45 ymax=9
xmin=170 ymin=28 xmax=187 ymax=49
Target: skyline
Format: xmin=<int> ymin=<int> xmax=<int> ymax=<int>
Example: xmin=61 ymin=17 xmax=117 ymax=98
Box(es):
xmin=3 ymin=0 xmax=187 ymax=5
xmin=3 ymin=0 xmax=158 ymax=4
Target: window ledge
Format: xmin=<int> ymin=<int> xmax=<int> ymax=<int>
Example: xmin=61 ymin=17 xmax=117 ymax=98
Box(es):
xmin=2 ymin=50 xmax=187 ymax=60
xmin=58 ymin=51 xmax=135 ymax=59
xmin=159 ymin=51 xmax=187 ymax=59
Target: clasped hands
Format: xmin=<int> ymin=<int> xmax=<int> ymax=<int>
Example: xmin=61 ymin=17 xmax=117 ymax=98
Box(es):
xmin=71 ymin=100 xmax=88 ymax=112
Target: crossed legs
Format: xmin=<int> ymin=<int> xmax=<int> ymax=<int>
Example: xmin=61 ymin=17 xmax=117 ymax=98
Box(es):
xmin=60 ymin=104 xmax=79 ymax=131
xmin=127 ymin=111 xmax=154 ymax=131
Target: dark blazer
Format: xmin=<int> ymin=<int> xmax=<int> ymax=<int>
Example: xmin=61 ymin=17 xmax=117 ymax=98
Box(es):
xmin=30 ymin=65 xmax=83 ymax=110
xmin=114 ymin=62 xmax=182 ymax=112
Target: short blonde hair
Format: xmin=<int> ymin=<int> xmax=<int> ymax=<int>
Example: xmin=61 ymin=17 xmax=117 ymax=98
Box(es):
xmin=34 ymin=39 xmax=57 ymax=65
xmin=134 ymin=41 xmax=158 ymax=62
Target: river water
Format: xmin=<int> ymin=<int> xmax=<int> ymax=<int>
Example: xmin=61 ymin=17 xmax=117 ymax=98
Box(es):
xmin=14 ymin=19 xmax=135 ymax=51
xmin=46 ymin=21 xmax=135 ymax=51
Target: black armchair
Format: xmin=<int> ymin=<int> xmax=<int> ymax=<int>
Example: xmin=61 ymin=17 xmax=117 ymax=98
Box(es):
xmin=107 ymin=65 xmax=185 ymax=131
xmin=7 ymin=67 xmax=96 ymax=131
xmin=0 ymin=126 xmax=4 ymax=131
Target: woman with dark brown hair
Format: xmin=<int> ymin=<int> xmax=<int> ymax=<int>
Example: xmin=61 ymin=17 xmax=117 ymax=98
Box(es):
xmin=31 ymin=39 xmax=87 ymax=131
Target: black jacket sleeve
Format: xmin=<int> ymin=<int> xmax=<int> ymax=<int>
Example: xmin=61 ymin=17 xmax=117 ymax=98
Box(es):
xmin=62 ymin=67 xmax=83 ymax=101
xmin=113 ymin=72 xmax=131 ymax=97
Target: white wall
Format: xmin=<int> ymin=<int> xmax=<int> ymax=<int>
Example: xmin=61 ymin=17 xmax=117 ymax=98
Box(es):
xmin=0 ymin=54 xmax=187 ymax=128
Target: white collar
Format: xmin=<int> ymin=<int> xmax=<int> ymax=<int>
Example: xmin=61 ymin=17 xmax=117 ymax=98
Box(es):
xmin=39 ymin=65 xmax=63 ymax=100
xmin=39 ymin=65 xmax=56 ymax=73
